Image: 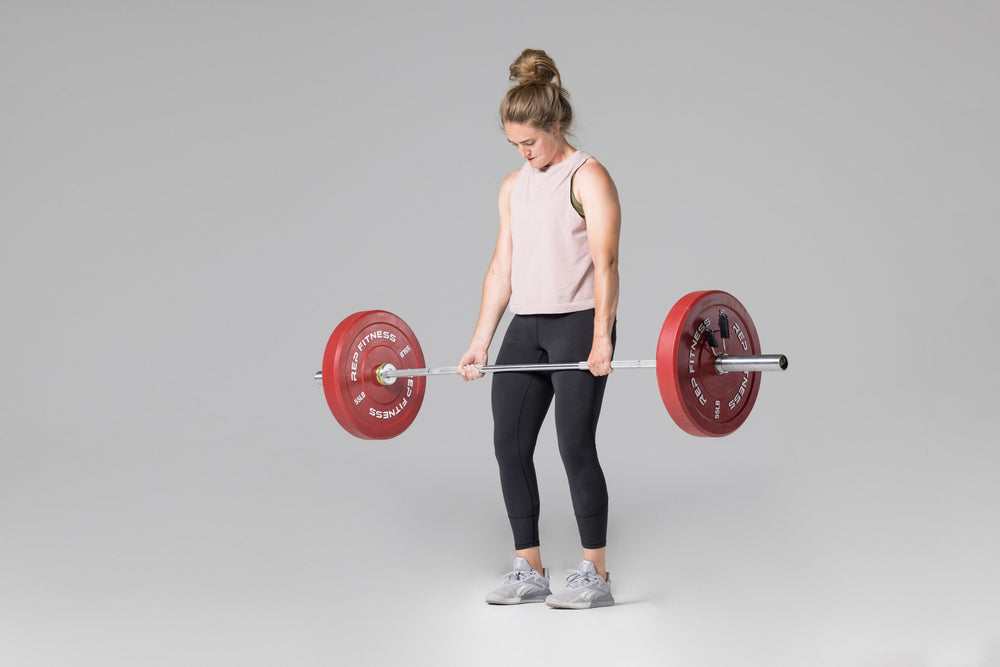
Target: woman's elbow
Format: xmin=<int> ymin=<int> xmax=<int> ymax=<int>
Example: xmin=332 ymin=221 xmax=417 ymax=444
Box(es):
xmin=594 ymin=253 xmax=618 ymax=272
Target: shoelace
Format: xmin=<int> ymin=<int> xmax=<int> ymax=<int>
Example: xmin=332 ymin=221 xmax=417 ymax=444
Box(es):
xmin=504 ymin=570 xmax=535 ymax=584
xmin=565 ymin=568 xmax=602 ymax=590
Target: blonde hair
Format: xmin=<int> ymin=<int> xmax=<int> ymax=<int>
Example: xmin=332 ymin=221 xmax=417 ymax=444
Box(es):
xmin=499 ymin=49 xmax=573 ymax=133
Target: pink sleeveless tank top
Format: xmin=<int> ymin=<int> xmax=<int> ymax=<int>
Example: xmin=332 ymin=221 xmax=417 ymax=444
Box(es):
xmin=509 ymin=150 xmax=595 ymax=315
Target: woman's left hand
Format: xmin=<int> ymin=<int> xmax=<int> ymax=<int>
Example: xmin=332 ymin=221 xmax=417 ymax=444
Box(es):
xmin=587 ymin=337 xmax=614 ymax=376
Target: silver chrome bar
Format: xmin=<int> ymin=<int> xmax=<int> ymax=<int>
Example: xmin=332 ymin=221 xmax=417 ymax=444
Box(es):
xmin=314 ymin=355 xmax=787 ymax=386
xmin=714 ymin=354 xmax=788 ymax=373
xmin=384 ymin=359 xmax=657 ymax=379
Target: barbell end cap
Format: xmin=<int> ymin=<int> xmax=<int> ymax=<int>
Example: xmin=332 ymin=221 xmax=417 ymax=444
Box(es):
xmin=376 ymin=363 xmax=398 ymax=386
xmin=315 ymin=371 xmax=323 ymax=385
xmin=779 ymin=355 xmax=788 ymax=370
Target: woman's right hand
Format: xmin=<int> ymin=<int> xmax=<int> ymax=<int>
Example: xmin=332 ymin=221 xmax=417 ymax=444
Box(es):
xmin=457 ymin=347 xmax=488 ymax=381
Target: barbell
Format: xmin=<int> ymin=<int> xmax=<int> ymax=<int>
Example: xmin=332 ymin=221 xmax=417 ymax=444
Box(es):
xmin=316 ymin=290 xmax=788 ymax=439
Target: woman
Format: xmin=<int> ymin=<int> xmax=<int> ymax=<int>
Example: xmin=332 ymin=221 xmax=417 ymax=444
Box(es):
xmin=457 ymin=49 xmax=622 ymax=610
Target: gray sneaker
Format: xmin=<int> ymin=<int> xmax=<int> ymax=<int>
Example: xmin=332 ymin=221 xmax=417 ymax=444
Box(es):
xmin=545 ymin=560 xmax=615 ymax=609
xmin=485 ymin=557 xmax=551 ymax=605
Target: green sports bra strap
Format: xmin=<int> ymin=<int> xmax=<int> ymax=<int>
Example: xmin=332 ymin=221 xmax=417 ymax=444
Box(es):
xmin=569 ymin=161 xmax=588 ymax=218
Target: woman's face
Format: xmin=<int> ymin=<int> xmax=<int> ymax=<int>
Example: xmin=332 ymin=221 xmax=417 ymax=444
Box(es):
xmin=504 ymin=122 xmax=565 ymax=170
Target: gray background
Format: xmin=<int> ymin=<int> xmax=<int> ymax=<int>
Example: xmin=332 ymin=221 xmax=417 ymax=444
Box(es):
xmin=2 ymin=1 xmax=998 ymax=665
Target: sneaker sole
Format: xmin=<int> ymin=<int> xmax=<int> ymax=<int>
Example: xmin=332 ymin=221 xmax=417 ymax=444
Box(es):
xmin=486 ymin=596 xmax=549 ymax=605
xmin=545 ymin=596 xmax=615 ymax=610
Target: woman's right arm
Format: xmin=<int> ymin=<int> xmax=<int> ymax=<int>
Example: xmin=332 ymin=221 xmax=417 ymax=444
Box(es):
xmin=457 ymin=170 xmax=518 ymax=381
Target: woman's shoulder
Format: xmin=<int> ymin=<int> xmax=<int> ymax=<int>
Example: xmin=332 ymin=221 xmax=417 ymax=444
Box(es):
xmin=573 ymin=155 xmax=615 ymax=189
xmin=499 ymin=167 xmax=523 ymax=197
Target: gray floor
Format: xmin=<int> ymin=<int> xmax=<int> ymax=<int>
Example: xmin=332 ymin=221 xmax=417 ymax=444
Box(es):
xmin=3 ymin=2 xmax=999 ymax=665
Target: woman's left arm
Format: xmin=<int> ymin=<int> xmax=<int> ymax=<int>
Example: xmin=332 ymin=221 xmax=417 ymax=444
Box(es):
xmin=574 ymin=159 xmax=622 ymax=376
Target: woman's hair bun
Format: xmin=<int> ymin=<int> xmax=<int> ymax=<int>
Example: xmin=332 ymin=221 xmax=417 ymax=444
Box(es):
xmin=509 ymin=49 xmax=562 ymax=88
xmin=500 ymin=48 xmax=572 ymax=132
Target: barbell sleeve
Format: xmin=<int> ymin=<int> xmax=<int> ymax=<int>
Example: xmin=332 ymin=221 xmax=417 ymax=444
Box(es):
xmin=713 ymin=354 xmax=787 ymax=373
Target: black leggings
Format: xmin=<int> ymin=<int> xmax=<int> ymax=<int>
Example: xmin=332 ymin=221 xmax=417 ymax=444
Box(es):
xmin=491 ymin=309 xmax=615 ymax=550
